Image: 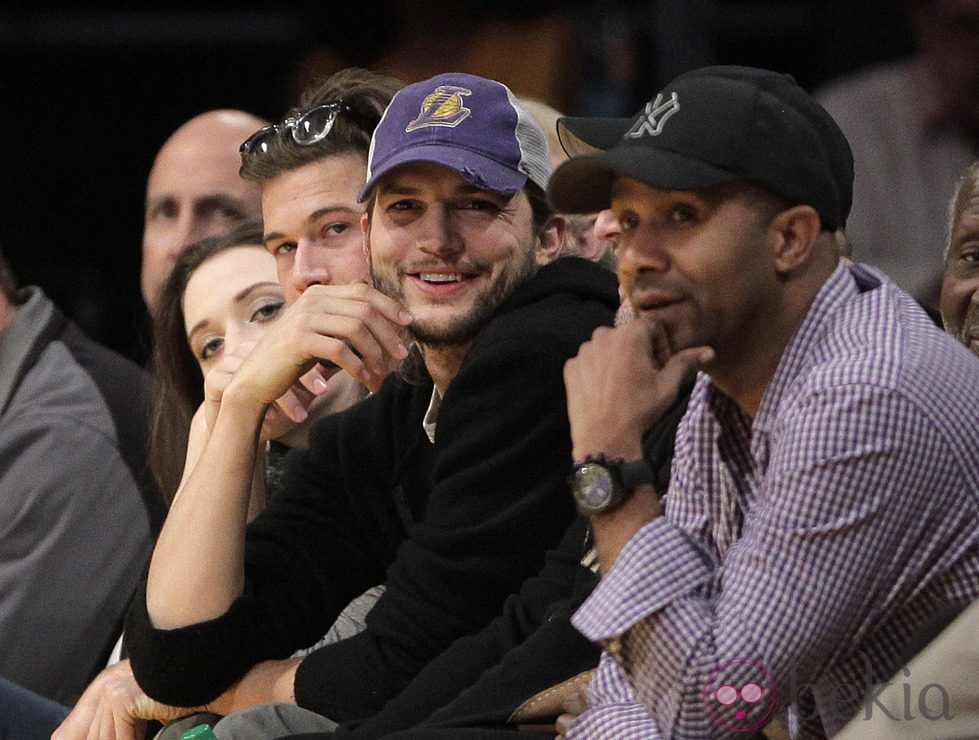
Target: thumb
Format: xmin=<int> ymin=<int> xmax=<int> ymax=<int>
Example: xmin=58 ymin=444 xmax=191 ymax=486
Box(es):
xmin=659 ymin=345 xmax=713 ymax=387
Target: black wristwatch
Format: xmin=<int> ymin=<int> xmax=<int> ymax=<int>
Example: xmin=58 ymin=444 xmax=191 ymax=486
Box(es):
xmin=570 ymin=454 xmax=656 ymax=515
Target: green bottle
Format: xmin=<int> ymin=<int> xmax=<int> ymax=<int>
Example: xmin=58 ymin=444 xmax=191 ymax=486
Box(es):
xmin=180 ymin=724 xmax=218 ymax=740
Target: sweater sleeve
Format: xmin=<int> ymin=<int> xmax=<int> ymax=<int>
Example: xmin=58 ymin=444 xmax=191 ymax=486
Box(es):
xmin=126 ymin=388 xmax=410 ymax=706
xmin=327 ymin=517 xmax=599 ymax=737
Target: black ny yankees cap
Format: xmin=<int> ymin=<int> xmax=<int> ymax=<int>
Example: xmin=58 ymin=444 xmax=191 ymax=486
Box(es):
xmin=547 ymin=65 xmax=854 ymax=230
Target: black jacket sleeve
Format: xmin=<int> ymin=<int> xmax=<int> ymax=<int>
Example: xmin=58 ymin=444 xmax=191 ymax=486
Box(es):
xmin=339 ymin=376 xmax=695 ymax=736
xmin=337 ymin=517 xmax=600 ymax=737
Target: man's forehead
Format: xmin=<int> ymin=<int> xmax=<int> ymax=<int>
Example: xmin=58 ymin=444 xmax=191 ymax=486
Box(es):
xmin=951 ymin=213 xmax=979 ymax=251
xmin=376 ymin=162 xmax=513 ymax=198
xmin=955 ymin=178 xmax=979 ymax=218
xmin=147 ymin=148 xmax=259 ymax=205
xmin=609 ymin=174 xmax=744 ymax=205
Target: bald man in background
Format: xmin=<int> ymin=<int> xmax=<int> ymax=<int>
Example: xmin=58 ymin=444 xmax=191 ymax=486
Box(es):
xmin=141 ymin=109 xmax=266 ymax=311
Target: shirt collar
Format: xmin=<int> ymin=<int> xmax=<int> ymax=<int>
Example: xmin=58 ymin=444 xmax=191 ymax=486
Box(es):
xmin=751 ymin=262 xmax=864 ymax=434
xmin=422 ymin=384 xmax=441 ymax=444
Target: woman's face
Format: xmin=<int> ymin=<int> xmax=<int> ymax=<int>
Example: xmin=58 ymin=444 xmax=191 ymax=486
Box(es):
xmin=182 ymin=245 xmax=296 ymax=440
xmin=183 ymin=245 xmax=285 ymax=374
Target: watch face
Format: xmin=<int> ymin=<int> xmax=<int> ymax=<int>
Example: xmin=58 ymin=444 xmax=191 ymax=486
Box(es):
xmin=576 ymin=463 xmax=614 ymax=510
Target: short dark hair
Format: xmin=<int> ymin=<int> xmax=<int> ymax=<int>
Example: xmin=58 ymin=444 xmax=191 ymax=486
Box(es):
xmin=148 ymin=220 xmax=265 ymax=502
xmin=239 ymin=68 xmax=403 ymax=186
xmin=525 ymin=182 xmax=554 ymax=235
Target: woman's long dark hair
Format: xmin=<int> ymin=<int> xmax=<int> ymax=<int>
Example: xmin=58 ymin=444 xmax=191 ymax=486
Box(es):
xmin=148 ymin=220 xmax=265 ymax=503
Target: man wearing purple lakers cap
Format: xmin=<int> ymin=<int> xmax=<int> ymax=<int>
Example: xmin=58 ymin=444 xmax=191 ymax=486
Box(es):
xmin=108 ymin=72 xmax=617 ymax=739
xmin=551 ymin=66 xmax=979 ymax=738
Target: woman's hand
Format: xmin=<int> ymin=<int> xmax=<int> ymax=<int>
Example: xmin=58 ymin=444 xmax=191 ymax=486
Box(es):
xmin=202 ymin=342 xmax=333 ymax=440
xmin=51 ymin=660 xmax=206 ymax=740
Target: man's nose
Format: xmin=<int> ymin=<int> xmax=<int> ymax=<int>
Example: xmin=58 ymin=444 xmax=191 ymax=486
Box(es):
xmin=417 ymin=206 xmax=464 ymax=259
xmin=290 ymin=242 xmax=333 ymax=296
xmin=593 ymin=209 xmax=621 ymax=242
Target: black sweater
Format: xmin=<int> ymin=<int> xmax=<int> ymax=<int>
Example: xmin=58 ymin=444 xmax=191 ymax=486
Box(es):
xmin=334 ymin=377 xmax=694 ymax=739
xmin=125 ymin=257 xmax=618 ymax=724
xmin=285 ymin=378 xmax=694 ymax=740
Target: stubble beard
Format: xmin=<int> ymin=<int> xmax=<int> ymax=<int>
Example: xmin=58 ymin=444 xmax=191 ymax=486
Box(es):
xmin=370 ymin=247 xmax=538 ymax=348
xmin=951 ymin=302 xmax=979 ymax=356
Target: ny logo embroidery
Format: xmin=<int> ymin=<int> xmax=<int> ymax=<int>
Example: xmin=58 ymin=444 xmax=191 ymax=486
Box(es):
xmin=625 ymin=92 xmax=680 ymax=138
xmin=406 ymin=86 xmax=472 ymax=132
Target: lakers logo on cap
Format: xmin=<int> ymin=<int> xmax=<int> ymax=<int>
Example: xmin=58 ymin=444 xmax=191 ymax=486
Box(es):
xmin=406 ymin=86 xmax=473 ymax=132
xmin=625 ymin=92 xmax=680 ymax=138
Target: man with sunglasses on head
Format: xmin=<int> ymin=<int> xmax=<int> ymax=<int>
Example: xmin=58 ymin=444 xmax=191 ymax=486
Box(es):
xmin=63 ymin=72 xmax=619 ymax=740
xmin=51 ymin=68 xmax=400 ymax=740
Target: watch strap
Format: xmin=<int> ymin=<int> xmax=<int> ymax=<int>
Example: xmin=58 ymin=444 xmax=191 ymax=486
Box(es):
xmin=617 ymin=458 xmax=656 ymax=492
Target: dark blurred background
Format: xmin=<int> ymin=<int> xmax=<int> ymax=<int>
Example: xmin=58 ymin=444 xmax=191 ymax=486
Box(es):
xmin=0 ymin=1 xmax=913 ymax=363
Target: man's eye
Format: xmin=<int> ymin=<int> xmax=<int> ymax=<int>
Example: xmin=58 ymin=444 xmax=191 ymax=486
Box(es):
xmin=463 ymin=199 xmax=501 ymax=213
xmin=148 ymin=202 xmax=178 ymax=220
xmin=272 ymin=242 xmax=296 ymax=256
xmin=323 ymin=222 xmax=350 ymax=236
xmin=669 ymin=205 xmax=697 ymax=222
xmin=251 ymin=301 xmax=285 ymax=322
xmin=619 ymin=214 xmax=638 ymax=232
xmin=215 ymin=205 xmax=245 ymax=220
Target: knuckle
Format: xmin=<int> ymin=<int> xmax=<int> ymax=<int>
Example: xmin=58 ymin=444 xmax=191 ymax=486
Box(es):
xmin=352 ymin=301 xmax=372 ymax=322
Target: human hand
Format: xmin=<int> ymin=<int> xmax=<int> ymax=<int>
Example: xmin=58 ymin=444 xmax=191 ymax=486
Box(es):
xmin=225 ymin=283 xmax=412 ymax=411
xmin=51 ymin=660 xmax=204 ymax=740
xmin=564 ymin=318 xmax=713 ymax=462
xmin=202 ymin=342 xmax=331 ymax=438
xmin=554 ymin=681 xmax=590 ymax=739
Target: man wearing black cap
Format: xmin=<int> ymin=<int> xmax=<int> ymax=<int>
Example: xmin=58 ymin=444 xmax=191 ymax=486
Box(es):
xmin=550 ymin=66 xmax=979 ymax=738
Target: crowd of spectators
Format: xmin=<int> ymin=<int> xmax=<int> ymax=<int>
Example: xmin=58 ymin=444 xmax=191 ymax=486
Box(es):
xmin=1 ymin=3 xmax=979 ymax=739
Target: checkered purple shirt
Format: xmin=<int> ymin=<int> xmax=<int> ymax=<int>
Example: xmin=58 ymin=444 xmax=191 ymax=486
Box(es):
xmin=568 ymin=263 xmax=979 ymax=739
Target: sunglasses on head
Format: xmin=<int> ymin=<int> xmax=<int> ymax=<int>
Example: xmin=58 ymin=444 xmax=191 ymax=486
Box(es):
xmin=240 ymin=101 xmax=353 ymax=157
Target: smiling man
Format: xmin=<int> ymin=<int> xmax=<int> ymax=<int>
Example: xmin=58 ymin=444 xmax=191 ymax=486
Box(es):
xmin=115 ymin=72 xmax=618 ymax=739
xmin=549 ymin=66 xmax=979 ymax=738
xmin=942 ymin=160 xmax=979 ymax=357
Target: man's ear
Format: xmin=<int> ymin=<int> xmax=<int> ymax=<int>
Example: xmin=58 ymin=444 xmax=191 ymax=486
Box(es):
xmin=536 ymin=214 xmax=566 ymax=266
xmin=770 ymin=205 xmax=821 ymax=274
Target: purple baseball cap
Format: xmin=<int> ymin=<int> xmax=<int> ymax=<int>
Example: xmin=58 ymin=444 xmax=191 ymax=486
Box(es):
xmin=358 ymin=72 xmax=552 ymax=202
